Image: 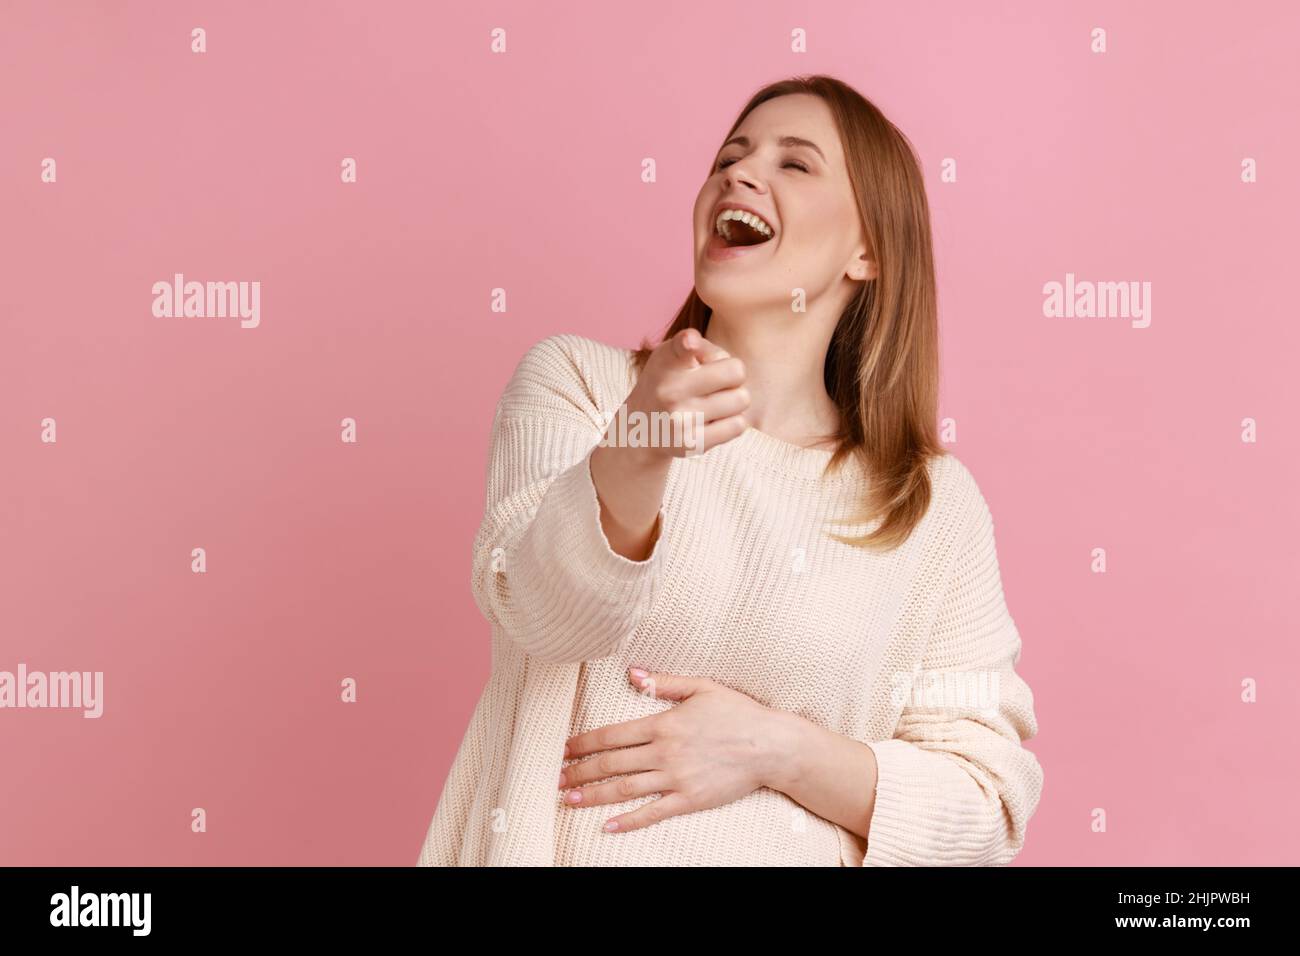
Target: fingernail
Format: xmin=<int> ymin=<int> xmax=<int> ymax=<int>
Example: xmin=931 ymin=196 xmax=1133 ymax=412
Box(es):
xmin=603 ymin=820 xmax=619 ymax=832
xmin=630 ymin=667 xmax=648 ymax=680
xmin=566 ymin=790 xmax=582 ymax=804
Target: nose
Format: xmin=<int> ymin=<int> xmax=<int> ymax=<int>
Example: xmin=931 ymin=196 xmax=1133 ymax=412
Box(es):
xmin=722 ymin=165 xmax=763 ymax=193
xmin=719 ymin=150 xmax=768 ymax=192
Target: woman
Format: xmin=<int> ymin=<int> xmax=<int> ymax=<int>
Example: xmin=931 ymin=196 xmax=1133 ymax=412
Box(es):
xmin=417 ymin=74 xmax=1044 ymax=867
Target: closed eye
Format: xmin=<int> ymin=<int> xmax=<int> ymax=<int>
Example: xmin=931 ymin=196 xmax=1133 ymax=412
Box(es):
xmin=716 ymin=157 xmax=810 ymax=173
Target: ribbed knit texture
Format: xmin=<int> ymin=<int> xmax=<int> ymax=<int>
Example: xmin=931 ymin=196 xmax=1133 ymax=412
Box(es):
xmin=417 ymin=333 xmax=1043 ymax=867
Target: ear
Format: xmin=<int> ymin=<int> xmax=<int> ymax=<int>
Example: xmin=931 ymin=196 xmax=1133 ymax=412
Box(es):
xmin=848 ymin=253 xmax=877 ymax=282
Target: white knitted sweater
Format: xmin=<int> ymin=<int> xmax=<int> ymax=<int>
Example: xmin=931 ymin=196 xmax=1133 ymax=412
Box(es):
xmin=417 ymin=333 xmax=1043 ymax=866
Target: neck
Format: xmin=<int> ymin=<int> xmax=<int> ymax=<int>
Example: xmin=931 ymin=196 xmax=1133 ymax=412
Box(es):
xmin=704 ymin=309 xmax=841 ymax=447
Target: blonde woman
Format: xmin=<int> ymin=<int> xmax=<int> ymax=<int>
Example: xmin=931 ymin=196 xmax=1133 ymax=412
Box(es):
xmin=418 ymin=74 xmax=1044 ymax=867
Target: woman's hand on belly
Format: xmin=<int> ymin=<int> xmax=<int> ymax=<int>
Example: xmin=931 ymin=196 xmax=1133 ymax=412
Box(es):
xmin=557 ymin=667 xmax=799 ymax=834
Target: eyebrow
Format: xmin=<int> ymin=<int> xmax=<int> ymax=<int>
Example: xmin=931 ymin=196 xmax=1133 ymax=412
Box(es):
xmin=718 ymin=134 xmax=826 ymax=163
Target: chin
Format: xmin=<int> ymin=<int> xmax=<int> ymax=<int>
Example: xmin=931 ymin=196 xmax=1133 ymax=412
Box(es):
xmin=694 ymin=282 xmax=763 ymax=313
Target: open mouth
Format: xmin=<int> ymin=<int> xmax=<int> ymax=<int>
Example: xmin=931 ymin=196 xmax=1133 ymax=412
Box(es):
xmin=714 ymin=209 xmax=775 ymax=247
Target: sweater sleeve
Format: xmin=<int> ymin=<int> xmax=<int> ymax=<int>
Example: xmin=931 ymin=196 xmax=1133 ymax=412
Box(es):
xmin=861 ymin=483 xmax=1044 ymax=866
xmin=468 ymin=335 xmax=668 ymax=664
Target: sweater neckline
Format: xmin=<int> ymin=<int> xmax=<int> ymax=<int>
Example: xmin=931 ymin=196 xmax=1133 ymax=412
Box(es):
xmin=622 ymin=347 xmax=856 ymax=480
xmin=725 ymin=424 xmax=851 ymax=479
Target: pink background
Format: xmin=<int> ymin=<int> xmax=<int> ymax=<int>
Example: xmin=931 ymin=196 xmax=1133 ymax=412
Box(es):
xmin=2 ymin=0 xmax=1297 ymax=866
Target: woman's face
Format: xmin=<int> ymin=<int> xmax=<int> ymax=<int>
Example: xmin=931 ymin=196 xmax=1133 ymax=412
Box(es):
xmin=693 ymin=93 xmax=873 ymax=318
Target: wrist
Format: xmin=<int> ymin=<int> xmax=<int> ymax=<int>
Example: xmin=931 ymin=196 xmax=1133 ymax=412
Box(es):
xmin=759 ymin=708 xmax=809 ymax=794
xmin=588 ymin=443 xmax=670 ymax=561
xmin=592 ymin=435 xmax=672 ymax=475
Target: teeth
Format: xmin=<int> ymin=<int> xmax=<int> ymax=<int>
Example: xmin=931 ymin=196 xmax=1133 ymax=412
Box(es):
xmin=715 ymin=209 xmax=774 ymax=241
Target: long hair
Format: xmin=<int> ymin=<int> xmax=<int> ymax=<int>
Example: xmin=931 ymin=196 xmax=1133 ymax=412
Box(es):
xmin=632 ymin=74 xmax=945 ymax=551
